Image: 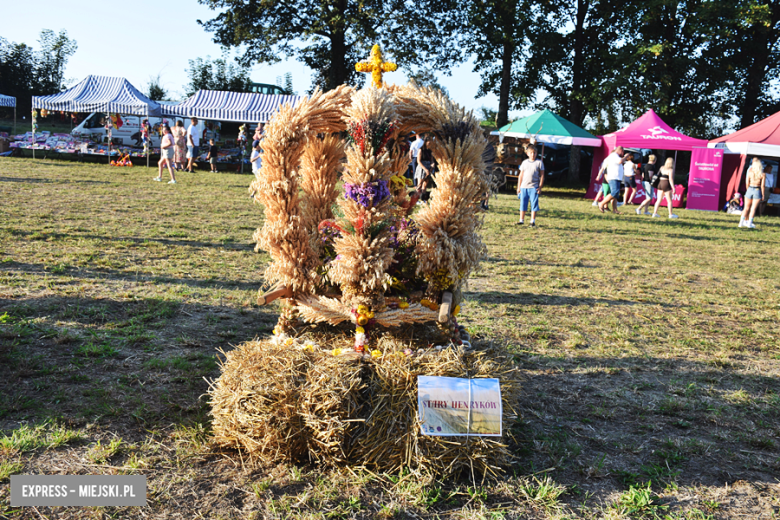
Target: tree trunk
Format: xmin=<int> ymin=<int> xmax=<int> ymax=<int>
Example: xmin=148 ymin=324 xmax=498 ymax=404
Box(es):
xmin=567 ymin=0 xmax=588 ymax=184
xmin=327 ymin=0 xmax=348 ymax=90
xmin=329 ymin=32 xmax=347 ymax=90
xmin=739 ymin=29 xmax=773 ymax=127
xmin=496 ymin=41 xmax=513 ymax=129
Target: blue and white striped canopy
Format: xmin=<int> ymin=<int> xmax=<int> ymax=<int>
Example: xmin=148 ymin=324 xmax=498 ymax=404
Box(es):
xmin=32 ymin=75 xmax=161 ymax=116
xmin=0 ymin=93 xmax=15 ymax=108
xmin=162 ymin=90 xmax=301 ymax=123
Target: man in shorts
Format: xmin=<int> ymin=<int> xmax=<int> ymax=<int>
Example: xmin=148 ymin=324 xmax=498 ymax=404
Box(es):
xmin=598 ymin=146 xmax=626 ymax=214
xmin=186 ymin=117 xmax=200 ymax=173
xmin=515 ymin=144 xmax=545 ymax=227
xmin=593 ymin=157 xmax=609 ymax=206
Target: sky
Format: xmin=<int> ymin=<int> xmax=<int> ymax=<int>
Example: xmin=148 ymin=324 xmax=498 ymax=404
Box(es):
xmin=4 ymin=0 xmax=529 ymax=121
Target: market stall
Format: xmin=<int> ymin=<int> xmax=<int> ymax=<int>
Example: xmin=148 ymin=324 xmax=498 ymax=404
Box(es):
xmin=160 ymin=89 xmax=301 ymax=172
xmin=586 ymin=109 xmax=708 ymax=207
xmin=709 ymin=110 xmax=780 ymax=208
xmin=30 ymin=75 xmax=161 ymax=164
xmin=161 ymin=90 xmax=301 ymax=123
xmin=0 ymin=93 xmax=16 ymax=138
xmin=490 ymin=109 xmax=601 ymax=185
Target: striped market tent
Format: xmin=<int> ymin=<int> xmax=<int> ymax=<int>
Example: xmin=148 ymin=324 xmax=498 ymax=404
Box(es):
xmin=162 ymin=90 xmax=301 ymax=123
xmin=32 ymin=75 xmax=161 ymax=116
xmin=0 ymin=93 xmax=16 ymax=107
xmin=0 ymin=93 xmax=17 ymax=135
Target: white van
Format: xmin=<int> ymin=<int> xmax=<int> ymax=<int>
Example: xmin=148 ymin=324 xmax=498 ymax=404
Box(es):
xmin=72 ymin=113 xmax=206 ymax=147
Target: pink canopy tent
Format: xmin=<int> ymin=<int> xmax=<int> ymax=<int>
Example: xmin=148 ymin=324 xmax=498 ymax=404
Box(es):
xmin=586 ymin=109 xmax=709 ymax=198
xmin=709 ymin=110 xmax=780 ymax=204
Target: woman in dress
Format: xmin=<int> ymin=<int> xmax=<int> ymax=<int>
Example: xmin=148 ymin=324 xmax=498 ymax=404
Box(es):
xmin=739 ymin=157 xmax=766 ymax=229
xmin=154 ymin=125 xmax=177 ymax=184
xmin=652 ymin=157 xmax=679 ymax=219
xmin=173 ymin=120 xmax=187 ymax=171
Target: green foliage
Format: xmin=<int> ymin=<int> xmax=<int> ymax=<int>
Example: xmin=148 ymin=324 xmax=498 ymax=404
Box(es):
xmin=614 ymin=482 xmax=668 ymax=518
xmin=185 ymin=54 xmax=251 ymax=96
xmin=0 ymin=421 xmax=82 ymax=454
xmin=0 ymin=460 xmax=24 ymax=483
xmin=198 ymin=0 xmax=462 ymax=91
xmin=459 ymin=0 xmax=527 ymax=127
xmin=0 ymin=29 xmax=77 ymax=113
xmin=407 ymin=70 xmax=449 ymax=96
xmin=146 ymin=74 xmax=167 ymax=101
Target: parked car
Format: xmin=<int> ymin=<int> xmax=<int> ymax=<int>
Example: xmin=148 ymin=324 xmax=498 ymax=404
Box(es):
xmin=72 ymin=113 xmax=206 ymax=146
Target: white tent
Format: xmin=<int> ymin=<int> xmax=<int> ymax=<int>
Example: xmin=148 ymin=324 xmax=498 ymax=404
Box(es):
xmin=32 ymin=75 xmax=161 ymax=116
xmin=162 ymin=90 xmax=300 ymax=123
xmin=0 ymin=93 xmax=16 ymax=135
xmin=31 ymin=75 xmax=160 ymax=162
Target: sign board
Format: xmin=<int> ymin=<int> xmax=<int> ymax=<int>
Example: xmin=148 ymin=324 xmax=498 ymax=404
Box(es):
xmin=687 ymin=147 xmax=724 ymax=211
xmin=654 ymin=184 xmax=686 ymax=208
xmin=417 ymin=376 xmax=502 ymax=437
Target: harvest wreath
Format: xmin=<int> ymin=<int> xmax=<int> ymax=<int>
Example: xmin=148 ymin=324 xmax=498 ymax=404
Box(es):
xmin=209 ymin=70 xmax=521 ymax=476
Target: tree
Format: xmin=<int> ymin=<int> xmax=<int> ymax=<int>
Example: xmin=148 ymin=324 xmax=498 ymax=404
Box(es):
xmin=719 ymin=0 xmax=780 ymax=127
xmin=197 ymin=0 xmax=463 ymax=91
xmin=407 ymin=70 xmax=449 ymax=96
xmin=146 ymin=74 xmax=167 ymax=101
xmin=621 ymin=0 xmax=733 ymax=137
xmin=0 ymin=39 xmax=37 ymax=113
xmin=520 ymin=0 xmax=628 ymax=182
xmin=0 ymin=30 xmax=77 ymax=114
xmin=35 ymin=29 xmax=77 ymax=94
xmin=459 ymin=0 xmax=527 ymax=128
xmin=185 ymin=55 xmax=252 ymax=96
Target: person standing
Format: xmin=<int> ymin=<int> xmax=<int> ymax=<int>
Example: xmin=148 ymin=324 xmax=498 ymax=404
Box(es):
xmin=186 ymin=117 xmax=200 ymax=173
xmin=739 ymin=157 xmax=766 ymax=228
xmin=173 ymin=121 xmax=187 ymax=171
xmin=637 ymin=154 xmax=658 ymax=215
xmin=206 ymin=139 xmax=220 ymax=172
xmin=409 ymin=133 xmax=425 ymax=182
xmin=515 ymin=144 xmax=545 ymax=227
xmin=622 ymin=153 xmax=638 ymax=205
xmin=154 ymin=125 xmax=177 ymax=184
xmin=652 ymin=157 xmax=679 ymax=218
xmin=598 ymin=146 xmax=626 ymax=214
xmin=253 ymin=123 xmax=265 ymax=142
xmin=592 ymin=157 xmax=609 ymax=207
xmin=759 ymin=164 xmax=774 ymax=216
xmin=250 ymin=140 xmax=262 ymax=174
xmin=415 ymin=138 xmax=436 ymax=199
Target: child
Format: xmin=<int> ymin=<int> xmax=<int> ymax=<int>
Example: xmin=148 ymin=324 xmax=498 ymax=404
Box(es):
xmin=250 ymin=140 xmax=262 ymax=174
xmin=725 ymin=191 xmax=743 ymax=214
xmin=516 ymin=144 xmax=545 ymax=227
xmin=140 ymin=119 xmax=150 ymax=150
xmin=206 ymin=139 xmax=219 ymax=173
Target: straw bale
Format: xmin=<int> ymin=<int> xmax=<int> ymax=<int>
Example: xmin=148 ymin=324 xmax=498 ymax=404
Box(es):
xmin=209 ymin=337 xmax=521 ymax=478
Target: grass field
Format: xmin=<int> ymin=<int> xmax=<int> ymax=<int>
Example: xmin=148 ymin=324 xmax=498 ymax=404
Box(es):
xmin=1 ymin=157 xmax=778 ymax=519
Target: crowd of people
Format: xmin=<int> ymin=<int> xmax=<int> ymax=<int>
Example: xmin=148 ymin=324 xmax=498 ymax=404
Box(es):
xmin=593 ymin=146 xmax=679 ymax=219
xmin=149 ymin=118 xmax=268 ymax=184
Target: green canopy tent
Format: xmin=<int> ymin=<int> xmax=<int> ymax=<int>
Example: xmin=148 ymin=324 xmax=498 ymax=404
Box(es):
xmin=490 ymin=109 xmax=601 ymax=147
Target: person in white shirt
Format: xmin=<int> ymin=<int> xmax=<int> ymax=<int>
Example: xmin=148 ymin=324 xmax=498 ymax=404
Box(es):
xmin=186 ymin=117 xmax=200 ymax=173
xmin=597 ymin=146 xmax=626 ymax=214
xmin=250 ymin=140 xmax=262 ymax=174
xmin=592 ymin=157 xmax=609 ymax=206
xmin=622 ymin=153 xmax=638 ymax=205
xmin=408 ymin=133 xmax=425 ymax=183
